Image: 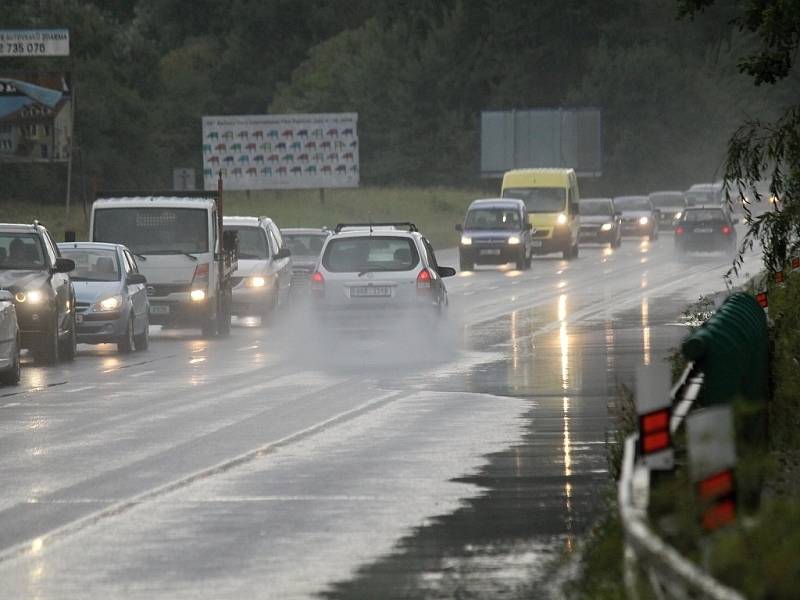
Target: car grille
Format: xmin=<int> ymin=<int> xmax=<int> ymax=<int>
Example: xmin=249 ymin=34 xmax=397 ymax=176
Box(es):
xmin=146 ymin=283 xmax=191 ymax=297
xmin=76 ymin=301 xmax=91 ymax=314
xmin=532 ymin=229 xmax=550 ymax=238
xmin=474 ymin=237 xmax=509 ymax=245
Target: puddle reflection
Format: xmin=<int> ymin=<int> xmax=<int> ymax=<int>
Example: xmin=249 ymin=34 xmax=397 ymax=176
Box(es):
xmin=641 ymin=297 xmax=651 ymax=365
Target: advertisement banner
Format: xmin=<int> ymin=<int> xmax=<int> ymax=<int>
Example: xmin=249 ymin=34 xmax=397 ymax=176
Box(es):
xmin=0 ymin=72 xmax=72 ymax=163
xmin=0 ymin=29 xmax=70 ymax=57
xmin=202 ymin=113 xmax=359 ymax=191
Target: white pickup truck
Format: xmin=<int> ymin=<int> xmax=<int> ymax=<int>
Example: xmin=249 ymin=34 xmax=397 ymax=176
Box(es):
xmin=89 ymin=188 xmax=238 ymax=337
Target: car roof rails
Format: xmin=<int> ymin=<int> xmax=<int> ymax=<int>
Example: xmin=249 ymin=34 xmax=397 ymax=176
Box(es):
xmin=334 ymin=222 xmax=418 ymax=233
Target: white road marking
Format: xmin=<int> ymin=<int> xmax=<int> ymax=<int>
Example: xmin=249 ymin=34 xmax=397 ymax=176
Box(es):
xmin=129 ymin=370 xmax=156 ymax=378
xmin=64 ymin=386 xmax=95 ymax=394
xmin=1 ymin=402 xmax=20 ymax=408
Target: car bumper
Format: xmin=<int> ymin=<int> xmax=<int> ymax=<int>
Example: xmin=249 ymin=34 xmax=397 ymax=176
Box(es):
xmin=75 ymin=311 xmax=127 ymax=344
xmin=231 ymin=284 xmax=276 ymax=315
xmin=621 ymin=222 xmax=653 ymax=235
xmin=578 ymin=227 xmax=616 ymax=243
xmin=529 ymin=227 xmax=572 ymax=254
xmin=147 ymin=294 xmax=211 ymax=326
xmin=460 ymin=245 xmax=522 ymax=264
xmin=675 ymin=236 xmax=735 ymax=251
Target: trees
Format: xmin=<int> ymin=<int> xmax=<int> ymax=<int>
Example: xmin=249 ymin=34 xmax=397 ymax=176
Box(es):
xmin=678 ymin=0 xmax=800 ymax=275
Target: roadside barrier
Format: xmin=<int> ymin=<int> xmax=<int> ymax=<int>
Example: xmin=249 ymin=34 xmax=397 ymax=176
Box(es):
xmin=619 ymin=292 xmax=769 ymax=599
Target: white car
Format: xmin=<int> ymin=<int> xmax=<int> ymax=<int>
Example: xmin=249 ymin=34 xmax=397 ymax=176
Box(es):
xmin=223 ymin=216 xmax=292 ymax=322
xmin=0 ymin=289 xmax=20 ymax=385
xmin=310 ymin=223 xmax=455 ymax=331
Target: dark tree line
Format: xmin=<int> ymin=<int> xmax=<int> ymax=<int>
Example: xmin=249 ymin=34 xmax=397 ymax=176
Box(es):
xmin=0 ymin=0 xmax=797 ymax=208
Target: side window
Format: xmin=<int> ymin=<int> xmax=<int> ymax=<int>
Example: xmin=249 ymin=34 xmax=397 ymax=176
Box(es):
xmin=124 ymin=250 xmax=139 ymax=273
xmin=266 ymin=228 xmax=279 ymax=256
xmin=270 ymin=223 xmax=284 ymax=248
xmin=41 ymin=231 xmax=58 ymax=266
xmin=121 ymin=251 xmax=134 ymax=274
xmin=422 ymin=238 xmax=439 ymax=270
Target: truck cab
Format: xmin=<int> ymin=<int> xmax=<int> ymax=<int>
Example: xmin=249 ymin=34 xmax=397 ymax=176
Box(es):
xmin=90 ymin=192 xmax=237 ymax=337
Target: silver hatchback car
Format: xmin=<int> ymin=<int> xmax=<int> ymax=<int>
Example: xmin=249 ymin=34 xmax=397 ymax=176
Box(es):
xmin=58 ymin=242 xmax=150 ymax=353
xmin=309 ymin=223 xmax=455 ymax=332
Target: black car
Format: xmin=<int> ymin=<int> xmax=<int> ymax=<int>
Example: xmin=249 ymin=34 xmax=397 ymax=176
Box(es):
xmin=674 ymin=207 xmax=737 ymax=256
xmin=613 ymin=195 xmax=660 ymax=241
xmin=578 ymin=198 xmax=622 ymax=248
xmin=0 ymin=223 xmax=77 ymax=364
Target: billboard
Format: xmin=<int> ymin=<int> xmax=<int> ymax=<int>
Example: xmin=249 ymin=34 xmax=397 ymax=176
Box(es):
xmin=202 ymin=113 xmax=359 ymax=191
xmin=0 ymin=72 xmax=72 ymax=163
xmin=0 ymin=29 xmax=70 ymax=57
xmin=481 ymin=108 xmax=602 ymax=177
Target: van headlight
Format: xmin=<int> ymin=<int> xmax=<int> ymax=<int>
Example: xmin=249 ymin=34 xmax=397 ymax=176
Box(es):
xmin=507 ymin=236 xmax=521 ymax=245
xmin=245 ymin=276 xmax=269 ymax=288
xmin=556 ymin=213 xmax=568 ymax=225
xmin=639 ymin=216 xmax=649 ymax=225
xmin=460 ymin=235 xmax=472 ymax=246
xmin=190 ymin=289 xmax=207 ymax=302
xmin=16 ymin=290 xmax=44 ymax=304
xmin=674 ymin=212 xmax=682 ymax=220
xmin=601 ymin=223 xmax=613 ymax=231
xmin=94 ymin=295 xmax=122 ymax=312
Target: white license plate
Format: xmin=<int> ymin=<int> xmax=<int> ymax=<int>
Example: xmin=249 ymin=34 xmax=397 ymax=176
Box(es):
xmin=76 ymin=314 xmax=84 ymax=324
xmin=149 ymin=305 xmax=170 ymax=315
xmin=694 ymin=228 xmax=713 ymax=233
xmin=350 ymin=286 xmax=391 ymax=298
xmin=531 ymin=241 xmax=543 ymax=247
xmin=480 ymin=249 xmax=501 ymax=256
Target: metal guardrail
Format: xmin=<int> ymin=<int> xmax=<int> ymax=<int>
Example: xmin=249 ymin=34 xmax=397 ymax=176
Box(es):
xmin=618 ymin=365 xmax=746 ymax=600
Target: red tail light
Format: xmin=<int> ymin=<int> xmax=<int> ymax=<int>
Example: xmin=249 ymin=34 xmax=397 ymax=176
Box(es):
xmin=310 ymin=271 xmax=325 ymax=297
xmin=675 ymin=226 xmax=685 ymax=235
xmin=721 ymin=225 xmax=731 ymax=235
xmin=193 ymin=263 xmax=210 ymax=282
xmin=416 ymin=268 xmax=432 ymax=291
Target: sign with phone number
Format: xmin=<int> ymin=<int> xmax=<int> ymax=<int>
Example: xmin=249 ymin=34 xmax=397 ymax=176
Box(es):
xmin=0 ymin=29 xmax=69 ymax=57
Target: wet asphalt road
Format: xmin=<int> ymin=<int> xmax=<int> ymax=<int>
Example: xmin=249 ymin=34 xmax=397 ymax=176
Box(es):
xmin=0 ymin=232 xmax=761 ymax=599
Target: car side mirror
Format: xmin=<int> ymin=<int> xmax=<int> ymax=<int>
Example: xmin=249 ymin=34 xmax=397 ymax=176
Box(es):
xmin=54 ymin=257 xmax=75 ymax=273
xmin=454 ymin=224 xmax=463 ymax=232
xmin=126 ymin=273 xmax=147 ymax=285
xmin=275 ymin=248 xmax=291 ymax=260
xmin=64 ymin=230 xmax=76 ymax=243
xmin=437 ymin=266 xmax=456 ymax=278
xmin=0 ymin=290 xmax=13 ymax=303
xmin=222 ymin=230 xmax=239 ymax=254
xmin=526 ymin=222 xmax=533 ymax=230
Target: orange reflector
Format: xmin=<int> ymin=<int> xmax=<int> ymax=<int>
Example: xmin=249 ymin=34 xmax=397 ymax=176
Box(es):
xmin=698 ymin=470 xmax=734 ymax=500
xmin=702 ymin=498 xmax=736 ymax=531
xmin=775 ymin=271 xmax=784 ymax=284
xmin=756 ymin=292 xmax=768 ymax=308
xmin=642 ymin=410 xmax=669 ymax=433
xmin=642 ymin=431 xmax=670 ymax=454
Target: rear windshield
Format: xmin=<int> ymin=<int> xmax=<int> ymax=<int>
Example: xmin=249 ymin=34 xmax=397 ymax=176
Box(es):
xmin=580 ymin=201 xmax=613 ymax=216
xmin=284 ymin=233 xmax=327 ymax=257
xmin=94 ymin=207 xmax=209 ymax=254
xmin=686 ymin=191 xmax=722 ymax=205
xmin=224 ymin=226 xmax=269 ymax=260
xmin=649 ymin=193 xmax=684 ymax=208
xmin=614 ymin=197 xmax=651 ymax=211
xmin=60 ymin=248 xmax=120 ymax=282
xmin=683 ymin=210 xmax=725 ymax=222
xmin=465 ymin=208 xmax=522 ymax=230
xmin=502 ymin=187 xmax=565 ymax=213
xmin=0 ymin=232 xmax=45 ymax=270
xmin=322 ymin=236 xmax=419 ymax=273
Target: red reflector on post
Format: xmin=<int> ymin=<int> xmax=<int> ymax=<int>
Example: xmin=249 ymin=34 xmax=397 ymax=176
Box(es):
xmin=642 ymin=410 xmax=669 ymax=433
xmin=775 ymin=271 xmax=784 ymax=284
xmin=792 ymin=257 xmax=800 ymax=270
xmin=756 ymin=292 xmax=768 ymax=308
xmin=698 ymin=470 xmax=734 ymax=500
xmin=642 ymin=431 xmax=670 ymax=453
xmin=702 ymin=498 xmax=736 ymax=530
xmin=675 ymin=226 xmax=685 ymax=235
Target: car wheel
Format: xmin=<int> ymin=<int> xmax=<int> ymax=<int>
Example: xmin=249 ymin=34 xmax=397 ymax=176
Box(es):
xmin=259 ymin=295 xmax=278 ymax=327
xmin=649 ymin=227 xmax=658 ymax=242
xmin=217 ymin=291 xmax=232 ymax=337
xmin=117 ymin=315 xmax=135 ymax=353
xmin=134 ymin=314 xmax=150 ymax=351
xmin=515 ymin=250 xmax=527 ymax=270
xmin=573 ymin=242 xmax=580 ymax=258
xmin=0 ymin=335 xmax=21 ymax=385
xmin=562 ymin=247 xmax=571 ymax=260
xmin=459 ymin=256 xmax=474 ymax=271
xmin=34 ymin=314 xmax=59 ymax=365
xmin=59 ymin=313 xmax=77 ymax=361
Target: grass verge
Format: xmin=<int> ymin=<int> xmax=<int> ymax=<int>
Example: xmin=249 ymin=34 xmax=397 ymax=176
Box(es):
xmin=2 ymin=186 xmax=482 ymax=250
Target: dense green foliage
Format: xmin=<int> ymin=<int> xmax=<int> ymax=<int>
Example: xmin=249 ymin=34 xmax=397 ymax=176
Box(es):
xmin=1 ymin=0 xmax=797 ymax=205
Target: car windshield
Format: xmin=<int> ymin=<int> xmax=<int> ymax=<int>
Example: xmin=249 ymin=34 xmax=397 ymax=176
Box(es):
xmin=580 ymin=201 xmax=613 ymax=216
xmin=0 ymin=233 xmax=46 ymax=270
xmin=614 ymin=197 xmax=651 ymax=211
xmin=284 ymin=233 xmax=327 ymax=257
xmin=60 ymin=248 xmax=120 ymax=282
xmin=225 ymin=226 xmax=269 ymax=260
xmin=650 ymin=194 xmax=684 ymax=208
xmin=322 ymin=236 xmax=419 ymax=272
xmin=465 ymin=208 xmax=522 ymax=230
xmin=93 ymin=207 xmax=209 ymax=254
xmin=684 ymin=209 xmax=725 ymax=222
xmin=502 ymin=187 xmax=566 ymax=213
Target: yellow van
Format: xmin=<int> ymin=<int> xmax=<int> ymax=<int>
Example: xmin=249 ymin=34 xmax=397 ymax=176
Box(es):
xmin=501 ymin=168 xmax=580 ymax=260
